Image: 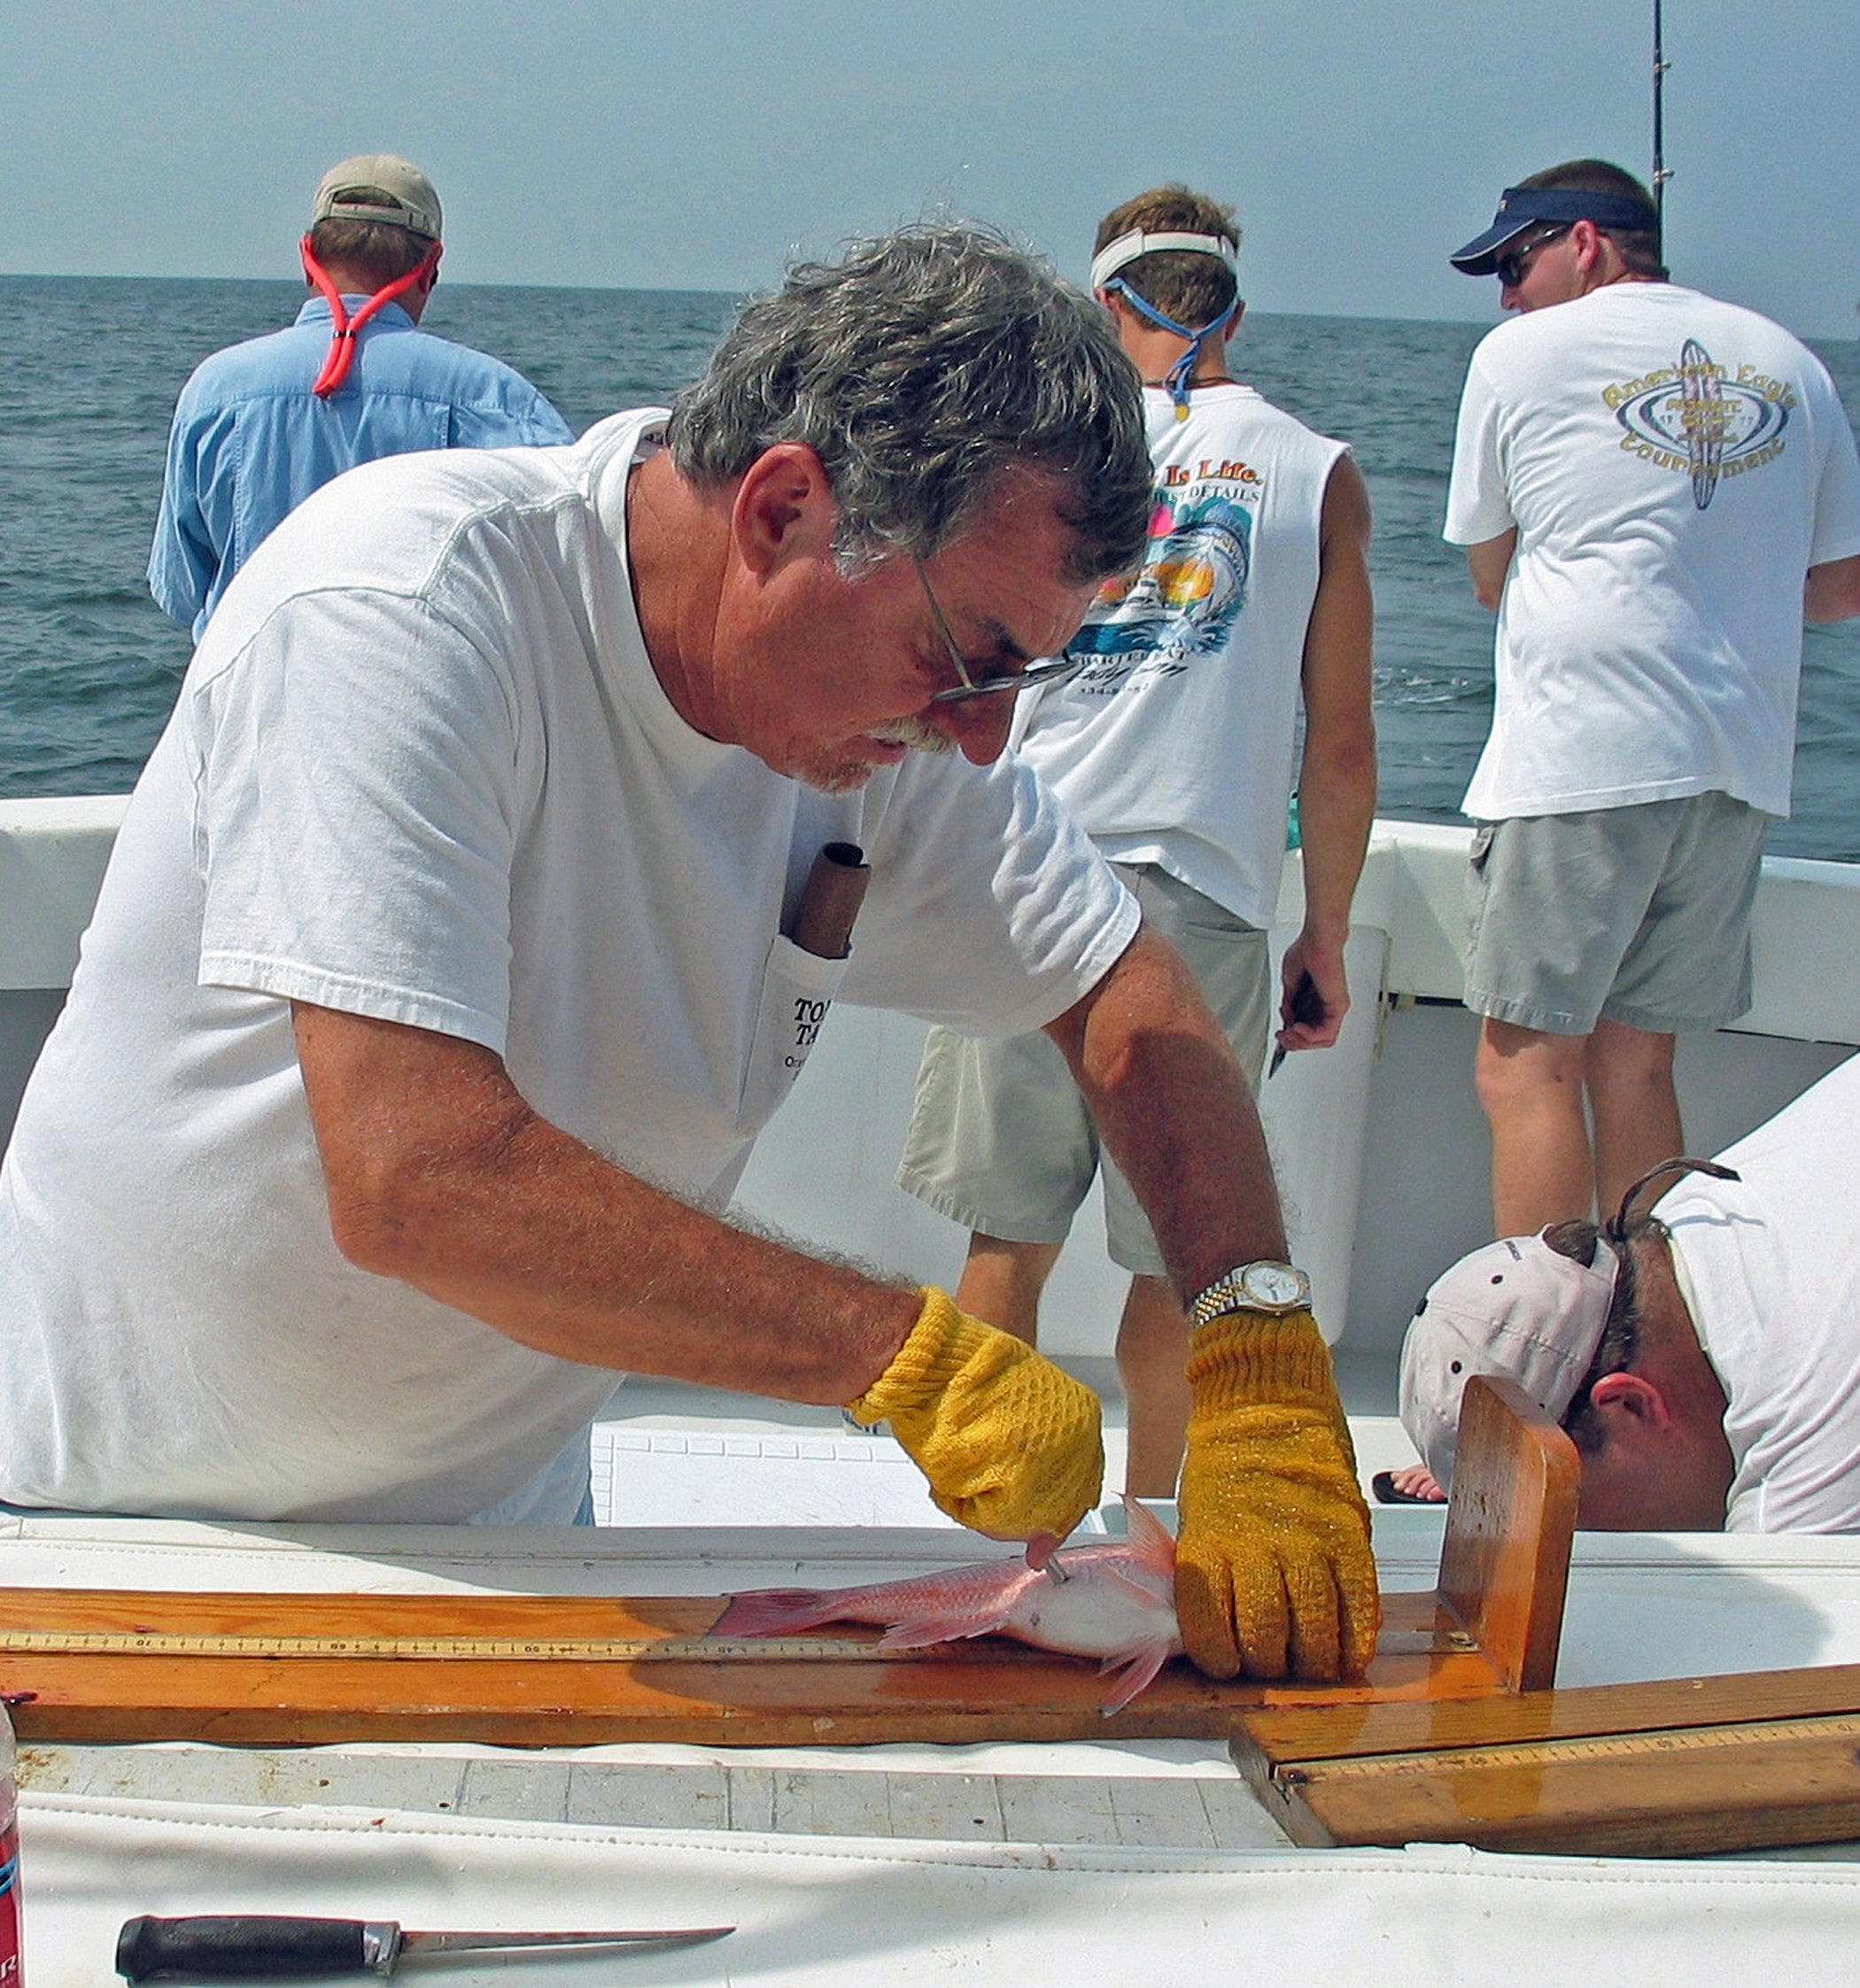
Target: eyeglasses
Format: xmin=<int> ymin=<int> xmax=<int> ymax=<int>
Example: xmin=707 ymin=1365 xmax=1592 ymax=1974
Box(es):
xmin=914 ymin=558 xmax=1088 ymax=705
xmin=1493 ymin=225 xmax=1570 ymax=290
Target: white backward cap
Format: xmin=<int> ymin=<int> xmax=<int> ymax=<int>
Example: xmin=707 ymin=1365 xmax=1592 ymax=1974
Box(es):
xmin=1089 ymin=228 xmax=1237 ymax=291
xmin=311 ymin=154 xmax=442 ymax=242
xmin=1397 ymin=1229 xmax=1619 ymax=1489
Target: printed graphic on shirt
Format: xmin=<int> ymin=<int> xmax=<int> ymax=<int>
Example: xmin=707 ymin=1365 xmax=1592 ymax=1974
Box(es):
xmin=1066 ymin=490 xmax=1253 ymax=692
xmin=1607 ymin=338 xmax=1792 ymax=509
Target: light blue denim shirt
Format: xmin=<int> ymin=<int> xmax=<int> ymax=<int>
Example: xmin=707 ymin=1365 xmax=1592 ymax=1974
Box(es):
xmin=148 ymin=296 xmax=574 ymax=638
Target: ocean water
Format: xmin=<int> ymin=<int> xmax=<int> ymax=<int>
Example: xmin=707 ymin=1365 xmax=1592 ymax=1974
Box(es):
xmin=3 ymin=275 xmax=1857 ymax=857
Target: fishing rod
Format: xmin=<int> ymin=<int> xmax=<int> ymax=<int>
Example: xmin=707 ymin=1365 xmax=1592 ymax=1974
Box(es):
xmin=1651 ymin=0 xmax=1671 ymax=220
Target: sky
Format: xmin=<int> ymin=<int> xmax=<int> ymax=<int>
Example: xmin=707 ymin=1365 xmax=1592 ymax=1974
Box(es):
xmin=4 ymin=0 xmax=1857 ymax=337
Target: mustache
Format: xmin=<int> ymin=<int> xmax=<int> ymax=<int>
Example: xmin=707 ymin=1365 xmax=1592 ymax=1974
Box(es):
xmin=866 ymin=716 xmax=951 ymax=754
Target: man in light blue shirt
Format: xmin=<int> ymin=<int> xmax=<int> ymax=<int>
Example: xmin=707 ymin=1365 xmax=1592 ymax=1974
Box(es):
xmin=149 ymin=153 xmax=573 ymax=638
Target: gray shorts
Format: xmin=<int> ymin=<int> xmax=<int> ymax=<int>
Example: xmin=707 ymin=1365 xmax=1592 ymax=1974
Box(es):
xmin=1464 ymin=792 xmax=1767 ymax=1037
xmin=895 ymin=863 xmax=1273 ymax=1278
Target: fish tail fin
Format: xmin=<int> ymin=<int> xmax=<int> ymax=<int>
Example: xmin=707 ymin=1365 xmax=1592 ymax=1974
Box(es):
xmin=709 ymin=1587 xmax=846 ymax=1638
xmin=1097 ymin=1636 xmax=1176 ymax=1716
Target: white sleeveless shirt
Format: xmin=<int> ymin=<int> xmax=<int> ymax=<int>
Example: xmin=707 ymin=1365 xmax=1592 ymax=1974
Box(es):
xmin=1011 ymin=383 xmax=1345 ymax=926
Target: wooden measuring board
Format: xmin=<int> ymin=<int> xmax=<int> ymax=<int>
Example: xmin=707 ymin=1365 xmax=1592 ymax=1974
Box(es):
xmin=1232 ymin=1662 xmax=1860 ymax=1856
xmin=0 ymin=1378 xmax=1578 ymax=1750
xmin=0 ymin=1584 xmax=1519 ymax=1748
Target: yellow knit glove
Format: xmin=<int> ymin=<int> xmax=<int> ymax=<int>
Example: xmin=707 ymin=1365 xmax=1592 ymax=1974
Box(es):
xmin=846 ymin=1288 xmax=1103 ymax=1537
xmin=1174 ymin=1309 xmax=1380 ymax=1681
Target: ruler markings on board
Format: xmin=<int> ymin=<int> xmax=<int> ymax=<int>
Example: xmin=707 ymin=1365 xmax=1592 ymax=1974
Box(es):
xmin=1276 ymin=1712 xmax=1860 ymax=1783
xmin=0 ymin=1627 xmax=1055 ymax=1664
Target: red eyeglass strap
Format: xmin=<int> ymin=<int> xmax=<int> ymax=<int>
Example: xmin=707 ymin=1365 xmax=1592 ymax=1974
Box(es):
xmin=298 ymin=236 xmax=442 ymax=398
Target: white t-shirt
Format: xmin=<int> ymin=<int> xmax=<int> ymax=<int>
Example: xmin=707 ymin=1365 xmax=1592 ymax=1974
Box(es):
xmin=1657 ymin=1052 xmax=1860 ymax=1532
xmin=1009 ymin=384 xmax=1345 ymax=928
xmin=1445 ymin=283 xmax=1860 ymax=820
xmin=0 ymin=410 xmax=1135 ymax=1524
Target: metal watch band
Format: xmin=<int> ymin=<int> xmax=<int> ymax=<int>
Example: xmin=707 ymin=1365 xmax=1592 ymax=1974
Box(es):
xmin=1187 ymin=1261 xmax=1312 ymax=1329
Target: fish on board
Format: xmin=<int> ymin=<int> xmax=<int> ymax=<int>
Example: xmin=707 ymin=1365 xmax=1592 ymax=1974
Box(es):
xmin=708 ymin=1496 xmax=1182 ymax=1714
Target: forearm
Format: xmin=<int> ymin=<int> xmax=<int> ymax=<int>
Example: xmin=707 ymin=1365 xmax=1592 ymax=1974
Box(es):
xmin=1465 ymin=529 xmax=1516 ymax=611
xmin=1046 ymin=929 xmax=1285 ymax=1303
xmin=1805 ymin=552 xmax=1860 ymax=624
xmin=294 ymin=1004 xmax=917 ymax=1402
xmin=1292 ymin=732 xmax=1376 ymax=949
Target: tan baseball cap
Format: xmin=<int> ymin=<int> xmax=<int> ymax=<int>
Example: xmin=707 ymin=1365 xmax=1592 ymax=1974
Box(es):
xmin=1397 ymin=1228 xmax=1619 ymax=1488
xmin=311 ymin=155 xmax=442 ymax=242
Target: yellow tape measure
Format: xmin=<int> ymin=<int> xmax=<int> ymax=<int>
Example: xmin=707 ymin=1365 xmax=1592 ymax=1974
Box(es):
xmin=0 ymin=1627 xmax=1043 ymax=1664
xmin=1278 ymin=1711 xmax=1860 ymax=1783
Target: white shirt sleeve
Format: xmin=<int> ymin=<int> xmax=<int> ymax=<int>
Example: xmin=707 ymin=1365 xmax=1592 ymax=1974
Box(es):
xmin=192 ymin=587 xmax=529 ymax=1051
xmin=843 ymin=747 xmax=1139 ymax=1040
xmin=1444 ymin=351 xmax=1516 ymax=548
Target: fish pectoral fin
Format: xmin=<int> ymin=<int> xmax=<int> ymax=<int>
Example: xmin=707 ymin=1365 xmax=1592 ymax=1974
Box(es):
xmin=1095 ymin=1564 xmax=1175 ymax=1608
xmin=877 ymin=1611 xmax=1014 ymax=1651
xmin=1096 ymin=1637 xmax=1178 ymax=1716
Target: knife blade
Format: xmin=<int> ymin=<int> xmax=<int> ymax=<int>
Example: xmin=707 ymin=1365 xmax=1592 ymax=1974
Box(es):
xmin=116 ymin=1915 xmax=734 ymax=1980
xmin=1267 ymin=969 xmax=1325 ymax=1079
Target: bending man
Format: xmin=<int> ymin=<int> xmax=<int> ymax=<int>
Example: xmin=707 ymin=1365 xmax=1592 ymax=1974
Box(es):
xmin=1400 ymin=1053 xmax=1860 ymax=1533
xmin=3 ymin=225 xmax=1375 ymax=1682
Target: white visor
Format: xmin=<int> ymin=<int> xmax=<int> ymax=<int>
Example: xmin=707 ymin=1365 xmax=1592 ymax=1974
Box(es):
xmin=1089 ymin=228 xmax=1238 ymax=291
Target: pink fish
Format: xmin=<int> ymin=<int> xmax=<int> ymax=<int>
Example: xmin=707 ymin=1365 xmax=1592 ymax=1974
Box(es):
xmin=709 ymin=1497 xmax=1182 ymax=1713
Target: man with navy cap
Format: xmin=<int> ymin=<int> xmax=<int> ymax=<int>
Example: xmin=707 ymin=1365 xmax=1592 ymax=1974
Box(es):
xmin=1399 ymin=1053 xmax=1860 ymax=1534
xmin=150 ymin=153 xmax=571 ymax=638
xmin=1440 ymin=159 xmax=1860 ymax=1249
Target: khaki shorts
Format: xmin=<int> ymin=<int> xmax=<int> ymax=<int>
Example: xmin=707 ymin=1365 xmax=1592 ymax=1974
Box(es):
xmin=895 ymin=863 xmax=1273 ymax=1278
xmin=1464 ymin=792 xmax=1767 ymax=1037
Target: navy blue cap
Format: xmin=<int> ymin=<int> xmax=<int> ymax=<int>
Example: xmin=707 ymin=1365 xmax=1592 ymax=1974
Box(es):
xmin=1450 ymin=185 xmax=1661 ymax=275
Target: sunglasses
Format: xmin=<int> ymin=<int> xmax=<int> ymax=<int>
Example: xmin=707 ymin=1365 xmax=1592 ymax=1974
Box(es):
xmin=914 ymin=559 xmax=1088 ymax=706
xmin=1493 ymin=225 xmax=1571 ymax=290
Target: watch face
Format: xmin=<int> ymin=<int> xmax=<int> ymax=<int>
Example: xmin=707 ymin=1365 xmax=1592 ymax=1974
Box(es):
xmin=1242 ymin=1262 xmax=1308 ymax=1308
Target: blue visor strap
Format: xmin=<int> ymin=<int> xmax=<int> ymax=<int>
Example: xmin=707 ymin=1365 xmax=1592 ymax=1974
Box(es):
xmin=1105 ymin=280 xmax=1241 ymax=420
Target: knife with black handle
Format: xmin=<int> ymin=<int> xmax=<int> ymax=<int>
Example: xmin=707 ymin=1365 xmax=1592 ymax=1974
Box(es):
xmin=1268 ymin=968 xmax=1326 ymax=1078
xmin=116 ymin=1915 xmax=733 ymax=1979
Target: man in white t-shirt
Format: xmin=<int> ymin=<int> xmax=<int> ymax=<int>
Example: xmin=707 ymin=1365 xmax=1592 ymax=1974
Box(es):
xmin=1443 ymin=159 xmax=1860 ymax=1242
xmin=898 ymin=185 xmax=1376 ymax=1498
xmin=1398 ymin=1053 xmax=1860 ymax=1534
xmin=0 ymin=225 xmax=1378 ymax=1684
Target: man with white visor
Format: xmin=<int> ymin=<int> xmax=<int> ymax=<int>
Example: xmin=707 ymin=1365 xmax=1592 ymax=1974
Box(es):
xmin=899 ymin=184 xmax=1376 ymax=1499
xmin=1399 ymin=1053 xmax=1860 ymax=1532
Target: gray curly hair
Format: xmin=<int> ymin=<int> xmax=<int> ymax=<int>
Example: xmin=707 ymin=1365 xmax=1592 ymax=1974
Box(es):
xmin=665 ymin=223 xmax=1151 ymax=584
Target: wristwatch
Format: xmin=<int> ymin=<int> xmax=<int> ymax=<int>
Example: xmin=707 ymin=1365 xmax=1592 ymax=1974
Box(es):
xmin=1188 ymin=1259 xmax=1313 ymax=1328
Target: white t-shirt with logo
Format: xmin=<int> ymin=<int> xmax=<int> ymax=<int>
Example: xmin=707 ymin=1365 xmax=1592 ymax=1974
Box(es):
xmin=1658 ymin=1052 xmax=1860 ymax=1532
xmin=0 ymin=410 xmax=1135 ymax=1524
xmin=1445 ymin=282 xmax=1860 ymax=820
xmin=1010 ymin=383 xmax=1345 ymax=928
